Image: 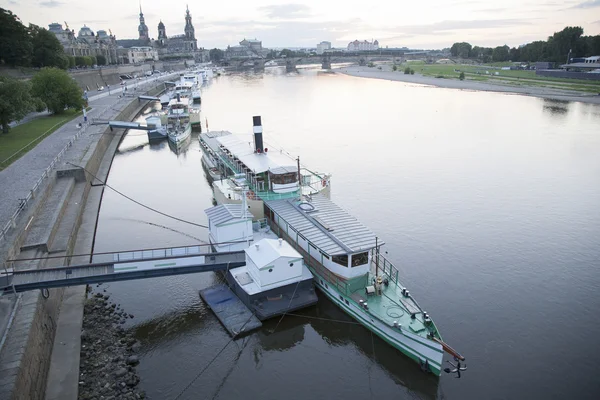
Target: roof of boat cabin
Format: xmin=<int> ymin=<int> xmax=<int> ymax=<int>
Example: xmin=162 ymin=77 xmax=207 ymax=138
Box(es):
xmin=204 ymin=204 xmax=253 ymax=226
xmin=216 ymin=134 xmax=296 ymax=174
xmin=200 ymin=131 xmax=232 ymax=152
xmin=265 ymin=194 xmax=383 ymax=256
xmin=245 ymin=238 xmax=303 ymax=267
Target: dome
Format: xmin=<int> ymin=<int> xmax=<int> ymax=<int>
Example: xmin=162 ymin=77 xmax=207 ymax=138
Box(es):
xmin=158 ymin=20 xmax=165 ymax=29
xmin=78 ymin=25 xmax=94 ymax=37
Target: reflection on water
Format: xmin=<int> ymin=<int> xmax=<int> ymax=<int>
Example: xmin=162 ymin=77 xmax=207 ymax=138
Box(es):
xmin=94 ymin=69 xmax=600 ymax=400
xmin=542 ymin=98 xmax=570 ymax=116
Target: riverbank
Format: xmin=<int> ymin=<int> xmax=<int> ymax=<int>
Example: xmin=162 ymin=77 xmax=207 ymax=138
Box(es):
xmin=336 ymin=65 xmax=600 ymax=104
xmin=78 ymin=292 xmax=144 ymax=400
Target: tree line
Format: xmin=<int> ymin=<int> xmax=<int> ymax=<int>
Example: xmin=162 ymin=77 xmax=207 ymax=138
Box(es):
xmin=0 ymin=8 xmax=108 ymax=69
xmin=0 ymin=68 xmax=84 ymax=134
xmin=450 ymin=26 xmax=600 ymax=63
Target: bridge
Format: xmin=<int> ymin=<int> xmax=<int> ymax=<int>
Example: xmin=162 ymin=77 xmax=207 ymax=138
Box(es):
xmin=1 ymin=246 xmax=245 ymax=294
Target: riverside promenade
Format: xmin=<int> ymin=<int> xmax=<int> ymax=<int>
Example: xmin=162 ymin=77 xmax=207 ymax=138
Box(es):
xmin=0 ymin=72 xmax=179 ymax=400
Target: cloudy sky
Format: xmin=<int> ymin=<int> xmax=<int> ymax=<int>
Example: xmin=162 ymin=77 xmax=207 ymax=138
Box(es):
xmin=2 ymin=0 xmax=600 ymax=49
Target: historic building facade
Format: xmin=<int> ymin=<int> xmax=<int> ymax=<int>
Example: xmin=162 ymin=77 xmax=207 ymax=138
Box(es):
xmin=49 ymin=23 xmax=119 ymax=64
xmin=153 ymin=6 xmax=207 ymax=61
xmin=347 ymin=39 xmax=379 ymax=51
xmin=225 ymin=38 xmax=268 ymax=60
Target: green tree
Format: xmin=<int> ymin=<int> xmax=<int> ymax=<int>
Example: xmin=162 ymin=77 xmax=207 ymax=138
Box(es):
xmin=492 ymin=45 xmax=510 ymax=62
xmin=459 ymin=72 xmax=465 ymax=80
xmin=392 ymin=64 xmax=397 ymax=71
xmin=279 ymin=49 xmax=296 ymax=58
xmin=29 ymin=24 xmax=68 ymax=69
xmin=266 ymin=49 xmax=278 ymax=59
xmin=67 ymin=56 xmax=76 ymax=68
xmin=404 ymin=67 xmax=411 ymax=74
xmin=0 ymin=77 xmax=37 ymax=133
xmin=409 ymin=68 xmax=414 ymax=75
xmin=30 ymin=68 xmax=83 ymax=114
xmin=83 ymin=56 xmax=93 ymax=66
xmin=96 ymin=54 xmax=106 ymax=65
xmin=0 ymin=8 xmax=32 ymax=67
xmin=209 ymin=48 xmax=225 ymax=62
xmin=89 ymin=56 xmax=97 ymax=66
xmin=75 ymin=56 xmax=85 ymax=66
xmin=450 ymin=42 xmax=472 ymax=58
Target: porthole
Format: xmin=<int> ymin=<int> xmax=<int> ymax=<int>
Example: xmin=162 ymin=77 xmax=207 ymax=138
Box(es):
xmin=269 ymin=268 xmax=273 ymax=273
xmin=345 ymin=300 xmax=349 ymax=306
xmin=289 ymin=262 xmax=294 ymax=267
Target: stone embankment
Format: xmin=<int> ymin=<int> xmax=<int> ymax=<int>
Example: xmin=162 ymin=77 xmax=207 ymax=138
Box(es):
xmin=78 ymin=291 xmax=144 ymax=400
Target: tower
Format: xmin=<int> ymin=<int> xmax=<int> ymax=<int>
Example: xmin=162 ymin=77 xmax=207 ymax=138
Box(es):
xmin=184 ymin=5 xmax=196 ymax=50
xmin=157 ymin=20 xmax=166 ymax=46
xmin=138 ymin=3 xmax=149 ymax=43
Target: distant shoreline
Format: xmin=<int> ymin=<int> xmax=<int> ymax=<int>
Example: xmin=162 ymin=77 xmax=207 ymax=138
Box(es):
xmin=335 ymin=66 xmax=600 ymax=105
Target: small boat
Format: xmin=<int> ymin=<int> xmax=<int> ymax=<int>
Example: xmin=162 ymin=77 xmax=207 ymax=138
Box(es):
xmin=166 ymin=96 xmax=192 ymax=146
xmin=205 ymin=192 xmax=318 ymax=320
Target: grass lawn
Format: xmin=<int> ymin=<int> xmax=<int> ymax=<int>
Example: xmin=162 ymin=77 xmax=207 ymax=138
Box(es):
xmin=0 ymin=108 xmax=85 ymax=171
xmin=396 ymin=63 xmax=600 ymax=92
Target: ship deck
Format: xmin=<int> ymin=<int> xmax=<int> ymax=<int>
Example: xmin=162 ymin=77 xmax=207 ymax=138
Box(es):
xmin=349 ymin=273 xmax=431 ymax=336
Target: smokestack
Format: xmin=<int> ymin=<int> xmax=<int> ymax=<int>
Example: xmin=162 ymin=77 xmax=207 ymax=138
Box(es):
xmin=253 ymin=116 xmax=263 ymax=153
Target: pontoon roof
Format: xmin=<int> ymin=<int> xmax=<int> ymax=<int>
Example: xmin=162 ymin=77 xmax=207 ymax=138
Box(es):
xmin=205 ymin=204 xmax=253 ymax=226
xmin=265 ymin=194 xmax=383 ymax=256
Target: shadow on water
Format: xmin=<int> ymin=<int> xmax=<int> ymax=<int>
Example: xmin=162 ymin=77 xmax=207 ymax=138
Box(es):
xmin=542 ymin=98 xmax=570 ymax=116
xmin=254 ymin=295 xmax=440 ymax=399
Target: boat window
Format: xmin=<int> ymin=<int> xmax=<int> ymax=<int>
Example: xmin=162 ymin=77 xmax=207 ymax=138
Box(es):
xmin=269 ymin=172 xmax=298 ymax=185
xmin=332 ymin=255 xmax=348 ymax=267
xmin=351 ymin=252 xmax=369 ymax=267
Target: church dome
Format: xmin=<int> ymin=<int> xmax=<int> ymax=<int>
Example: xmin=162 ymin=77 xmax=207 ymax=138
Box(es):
xmin=78 ymin=25 xmax=94 ymax=38
xmin=158 ymin=20 xmax=165 ymax=29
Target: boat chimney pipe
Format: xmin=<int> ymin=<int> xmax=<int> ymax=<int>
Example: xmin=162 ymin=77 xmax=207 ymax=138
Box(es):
xmin=252 ymin=116 xmax=264 ymax=153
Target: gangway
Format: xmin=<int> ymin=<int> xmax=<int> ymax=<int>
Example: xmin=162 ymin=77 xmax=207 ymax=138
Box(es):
xmin=1 ymin=249 xmax=245 ymax=294
xmin=138 ymin=95 xmax=160 ymax=102
xmin=91 ymin=120 xmax=156 ymax=131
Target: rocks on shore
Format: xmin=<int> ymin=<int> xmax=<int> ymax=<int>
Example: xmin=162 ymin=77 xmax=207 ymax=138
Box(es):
xmin=79 ymin=290 xmax=145 ymax=400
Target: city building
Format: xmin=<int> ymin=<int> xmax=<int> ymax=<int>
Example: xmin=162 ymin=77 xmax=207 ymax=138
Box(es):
xmin=225 ymin=38 xmax=268 ymax=60
xmin=137 ymin=5 xmax=150 ymax=44
xmin=152 ymin=6 xmax=209 ymax=62
xmin=48 ymin=22 xmax=119 ymax=64
xmin=316 ymin=41 xmax=331 ymax=55
xmin=127 ymin=46 xmax=159 ymax=64
xmin=347 ymin=39 xmax=379 ymax=51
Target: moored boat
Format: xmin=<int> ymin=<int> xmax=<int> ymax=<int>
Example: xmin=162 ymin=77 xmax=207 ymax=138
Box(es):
xmin=166 ymin=96 xmax=192 ymax=146
xmin=205 ymin=115 xmax=465 ymax=375
xmin=204 ymin=193 xmax=318 ymax=320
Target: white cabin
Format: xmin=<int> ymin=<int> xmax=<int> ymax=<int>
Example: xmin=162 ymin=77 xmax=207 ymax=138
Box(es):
xmin=244 ymin=238 xmax=304 ymax=290
xmin=205 ymin=204 xmax=254 ymax=252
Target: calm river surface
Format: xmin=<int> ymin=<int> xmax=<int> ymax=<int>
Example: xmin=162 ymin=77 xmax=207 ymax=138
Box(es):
xmin=93 ymin=67 xmax=600 ymax=400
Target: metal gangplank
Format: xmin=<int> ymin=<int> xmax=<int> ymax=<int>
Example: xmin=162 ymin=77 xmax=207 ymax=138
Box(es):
xmin=1 ymin=248 xmax=245 ymax=294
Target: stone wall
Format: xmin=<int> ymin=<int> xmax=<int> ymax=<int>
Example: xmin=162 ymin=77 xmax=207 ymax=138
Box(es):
xmin=0 ymin=83 xmax=167 ymax=400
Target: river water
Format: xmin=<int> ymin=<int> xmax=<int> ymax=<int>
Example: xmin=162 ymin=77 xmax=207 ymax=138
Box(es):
xmin=93 ymin=67 xmax=600 ymax=399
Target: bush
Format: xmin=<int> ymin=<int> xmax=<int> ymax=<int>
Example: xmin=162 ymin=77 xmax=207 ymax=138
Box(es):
xmin=75 ymin=56 xmax=86 ymax=67
xmin=410 ymin=69 xmax=414 ymax=75
xmin=404 ymin=67 xmax=411 ymax=74
xmin=96 ymin=55 xmax=106 ymax=65
xmin=368 ymin=62 xmax=375 ymax=68
xmin=68 ymin=56 xmax=76 ymax=68
xmin=30 ymin=68 xmax=84 ymax=114
xmin=459 ymin=72 xmax=465 ymax=80
xmin=392 ymin=65 xmax=397 ymax=71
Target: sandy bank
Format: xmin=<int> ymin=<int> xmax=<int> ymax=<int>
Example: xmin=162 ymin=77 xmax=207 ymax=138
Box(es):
xmin=336 ymin=66 xmax=600 ymax=105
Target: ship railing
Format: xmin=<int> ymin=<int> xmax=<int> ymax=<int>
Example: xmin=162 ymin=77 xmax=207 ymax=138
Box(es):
xmin=252 ymin=218 xmax=269 ymax=232
xmin=370 ymin=249 xmax=401 ymax=287
xmin=109 ymin=245 xmax=205 ymax=263
xmin=370 ymin=249 xmax=427 ymax=315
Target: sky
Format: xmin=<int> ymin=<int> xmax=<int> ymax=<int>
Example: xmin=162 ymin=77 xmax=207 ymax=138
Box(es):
xmin=2 ymin=0 xmax=600 ymax=49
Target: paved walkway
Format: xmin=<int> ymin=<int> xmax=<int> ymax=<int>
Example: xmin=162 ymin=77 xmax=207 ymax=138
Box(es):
xmin=0 ymin=73 xmax=176 ymax=240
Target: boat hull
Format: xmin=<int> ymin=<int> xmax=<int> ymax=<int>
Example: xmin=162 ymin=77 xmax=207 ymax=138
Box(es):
xmin=168 ymin=125 xmax=192 ymax=146
xmin=310 ymin=268 xmax=444 ymax=375
xmin=225 ymin=270 xmax=318 ymax=320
